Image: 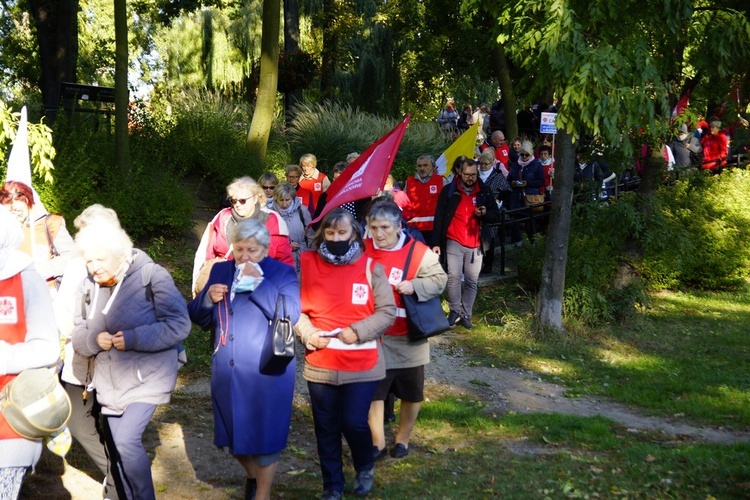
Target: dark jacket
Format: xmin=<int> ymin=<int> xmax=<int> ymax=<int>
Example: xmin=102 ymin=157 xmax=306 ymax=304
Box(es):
xmin=431 ymin=179 xmax=501 ymax=267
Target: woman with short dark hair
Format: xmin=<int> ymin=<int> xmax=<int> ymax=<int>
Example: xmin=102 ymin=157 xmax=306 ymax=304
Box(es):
xmin=296 ymin=209 xmax=396 ymax=500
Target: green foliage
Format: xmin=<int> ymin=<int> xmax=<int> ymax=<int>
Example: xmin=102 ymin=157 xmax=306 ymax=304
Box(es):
xmin=153 ymin=89 xmax=261 ymax=195
xmin=40 ymin=114 xmax=192 ymax=239
xmin=285 ymin=102 xmax=450 ymax=182
xmin=643 ymin=169 xmax=750 ymax=289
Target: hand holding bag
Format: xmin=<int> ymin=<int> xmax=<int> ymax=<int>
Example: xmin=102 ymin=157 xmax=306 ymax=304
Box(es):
xmin=401 ymin=241 xmax=451 ymax=341
xmin=260 ymin=294 xmax=295 ymax=375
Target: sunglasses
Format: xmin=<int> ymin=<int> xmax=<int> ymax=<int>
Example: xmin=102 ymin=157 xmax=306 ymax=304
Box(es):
xmin=520 ymin=153 xmax=532 ymax=158
xmin=262 ymin=185 xmax=276 ymax=191
xmin=229 ymin=197 xmax=251 ymax=205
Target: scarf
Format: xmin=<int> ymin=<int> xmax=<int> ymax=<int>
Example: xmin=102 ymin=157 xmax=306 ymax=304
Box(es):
xmin=478 ymin=168 xmax=492 ymax=183
xmin=228 ymin=203 xmax=270 ymax=237
xmin=518 ymin=156 xmax=534 ymax=167
xmin=317 ymin=241 xmax=362 ymax=266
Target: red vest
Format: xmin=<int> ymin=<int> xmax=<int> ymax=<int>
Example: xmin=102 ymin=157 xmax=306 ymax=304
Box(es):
xmin=364 ymin=239 xmax=427 ymax=336
xmin=446 ymin=183 xmax=481 ymax=248
xmin=300 ymin=252 xmax=378 ymax=371
xmin=405 ymin=175 xmax=443 ymax=232
xmin=299 ymin=172 xmax=328 ymax=208
xmin=0 ymin=274 xmax=26 ymax=439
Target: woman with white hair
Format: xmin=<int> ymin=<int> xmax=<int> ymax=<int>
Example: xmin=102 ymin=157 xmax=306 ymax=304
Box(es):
xmin=72 ymin=220 xmax=191 ymax=500
xmin=507 ymin=140 xmax=545 ymax=246
xmin=0 ymin=205 xmax=59 ymax=499
xmin=188 ymin=218 xmax=300 ymax=500
xmin=193 ymin=176 xmax=294 ymax=295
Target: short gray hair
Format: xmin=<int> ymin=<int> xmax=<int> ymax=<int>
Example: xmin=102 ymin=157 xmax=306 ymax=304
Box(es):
xmin=417 ymin=154 xmax=436 ymax=166
xmin=230 ymin=218 xmax=270 ymax=249
xmin=74 ymin=204 xmax=121 ymax=230
xmin=75 ymin=220 xmax=133 ymax=263
xmin=478 ymin=150 xmax=495 ymax=164
xmin=366 ymin=198 xmax=402 ymax=228
xmin=273 ymin=182 xmax=296 ymax=201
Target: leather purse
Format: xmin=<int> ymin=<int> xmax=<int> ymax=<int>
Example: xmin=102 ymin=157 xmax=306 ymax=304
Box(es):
xmin=259 ymin=295 xmax=295 ymax=375
xmin=401 ymin=241 xmax=451 ymax=341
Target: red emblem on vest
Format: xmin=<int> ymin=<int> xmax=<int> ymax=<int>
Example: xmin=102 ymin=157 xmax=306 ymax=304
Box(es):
xmin=0 ymin=297 xmax=17 ymax=324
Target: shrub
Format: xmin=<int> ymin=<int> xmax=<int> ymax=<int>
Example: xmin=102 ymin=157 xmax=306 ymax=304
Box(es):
xmin=38 ymin=115 xmax=192 ymax=240
xmin=286 ymin=102 xmax=450 ymax=182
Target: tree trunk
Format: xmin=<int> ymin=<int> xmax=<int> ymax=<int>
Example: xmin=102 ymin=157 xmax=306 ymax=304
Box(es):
xmin=320 ymin=0 xmax=337 ymax=100
xmin=114 ymin=0 xmax=129 ymax=175
xmin=202 ymin=8 xmax=214 ymax=90
xmin=536 ymin=126 xmax=576 ymax=332
xmin=283 ymin=0 xmax=302 ymax=123
xmin=29 ymin=0 xmax=79 ymax=123
xmin=246 ymin=0 xmax=281 ymax=163
xmin=491 ymin=42 xmax=517 ymax=140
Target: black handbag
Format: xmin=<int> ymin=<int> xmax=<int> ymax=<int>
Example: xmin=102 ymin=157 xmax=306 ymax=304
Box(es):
xmin=259 ymin=295 xmax=295 ymax=375
xmin=401 ymin=241 xmax=451 ymax=341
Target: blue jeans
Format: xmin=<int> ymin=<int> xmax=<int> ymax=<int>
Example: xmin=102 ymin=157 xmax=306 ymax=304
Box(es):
xmin=104 ymin=403 xmax=157 ymax=500
xmin=308 ymin=381 xmax=379 ymax=493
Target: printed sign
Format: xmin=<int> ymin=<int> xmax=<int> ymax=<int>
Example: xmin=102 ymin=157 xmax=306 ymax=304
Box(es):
xmin=540 ymin=112 xmax=558 ymax=134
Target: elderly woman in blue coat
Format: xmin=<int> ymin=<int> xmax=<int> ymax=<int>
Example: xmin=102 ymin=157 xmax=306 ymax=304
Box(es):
xmin=188 ymin=218 xmax=300 ymax=500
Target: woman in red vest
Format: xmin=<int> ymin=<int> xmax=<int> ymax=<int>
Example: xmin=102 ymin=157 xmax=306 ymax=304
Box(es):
xmin=0 ymin=205 xmax=60 ymax=498
xmin=363 ymin=198 xmax=446 ymax=461
xmin=295 ymin=209 xmax=395 ymax=500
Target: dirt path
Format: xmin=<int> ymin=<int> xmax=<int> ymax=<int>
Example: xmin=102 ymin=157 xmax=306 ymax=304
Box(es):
xmin=24 ymin=196 xmax=747 ymax=498
xmin=27 ymin=329 xmax=748 ymax=499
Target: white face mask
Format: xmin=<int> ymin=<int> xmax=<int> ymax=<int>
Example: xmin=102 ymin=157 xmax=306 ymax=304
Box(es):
xmin=678 ymin=133 xmax=688 ymax=141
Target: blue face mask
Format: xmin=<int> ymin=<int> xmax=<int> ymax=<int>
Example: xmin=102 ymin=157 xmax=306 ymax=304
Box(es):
xmin=232 ymin=262 xmax=264 ymax=295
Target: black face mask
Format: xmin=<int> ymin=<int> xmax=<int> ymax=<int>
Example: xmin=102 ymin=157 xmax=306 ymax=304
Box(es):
xmin=326 ymin=240 xmax=352 ymax=256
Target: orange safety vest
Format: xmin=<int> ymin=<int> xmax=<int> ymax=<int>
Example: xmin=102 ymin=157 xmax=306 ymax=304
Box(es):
xmin=300 ymin=252 xmax=378 ymax=371
xmin=364 ymin=239 xmax=427 ymax=336
xmin=405 ymin=175 xmax=443 ymax=232
xmin=0 ymin=274 xmax=27 ymax=439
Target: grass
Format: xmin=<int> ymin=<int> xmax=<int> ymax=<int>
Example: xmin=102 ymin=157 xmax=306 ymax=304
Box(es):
xmin=141 ymin=230 xmax=750 ymax=498
xmin=466 ymin=283 xmax=750 ymax=429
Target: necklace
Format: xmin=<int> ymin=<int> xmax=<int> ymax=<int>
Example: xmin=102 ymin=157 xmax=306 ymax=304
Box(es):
xmin=215 ymin=297 xmax=230 ymax=354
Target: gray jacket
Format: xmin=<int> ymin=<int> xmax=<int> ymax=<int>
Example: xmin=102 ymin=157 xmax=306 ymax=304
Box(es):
xmin=72 ymin=249 xmax=190 ymax=415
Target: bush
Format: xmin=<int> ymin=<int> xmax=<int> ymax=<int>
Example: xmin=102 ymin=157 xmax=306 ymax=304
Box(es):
xmin=286 ymin=102 xmax=450 ymax=182
xmin=643 ymin=169 xmax=750 ymax=289
xmin=37 ymin=114 xmax=192 ymax=240
xmin=515 ymin=168 xmax=750 ymax=325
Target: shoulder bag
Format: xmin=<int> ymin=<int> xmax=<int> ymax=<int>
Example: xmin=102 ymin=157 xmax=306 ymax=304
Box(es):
xmin=0 ymin=367 xmax=72 ymax=440
xmin=401 ymin=241 xmax=451 ymax=341
xmin=259 ymin=294 xmax=295 ymax=375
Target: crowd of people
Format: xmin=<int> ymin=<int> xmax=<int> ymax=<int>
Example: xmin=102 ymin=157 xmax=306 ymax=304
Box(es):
xmin=4 ymin=98 xmax=747 ymax=498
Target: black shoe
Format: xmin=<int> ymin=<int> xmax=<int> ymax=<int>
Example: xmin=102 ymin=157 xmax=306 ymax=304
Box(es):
xmin=373 ymin=445 xmax=387 ymax=461
xmin=390 ymin=443 xmax=409 ymax=459
xmin=353 ymin=468 xmax=374 ymax=496
xmin=458 ymin=315 xmax=474 ymax=329
xmin=244 ymin=478 xmax=257 ymax=500
xmin=447 ymin=310 xmax=460 ymax=327
xmin=321 ymin=490 xmax=342 ymax=500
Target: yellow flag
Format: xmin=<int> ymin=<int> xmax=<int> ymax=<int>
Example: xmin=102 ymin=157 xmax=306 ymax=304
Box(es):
xmin=434 ymin=122 xmax=480 ymax=176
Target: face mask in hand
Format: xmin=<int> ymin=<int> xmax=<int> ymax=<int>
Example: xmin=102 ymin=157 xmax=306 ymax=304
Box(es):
xmin=233 ymin=262 xmax=264 ymax=294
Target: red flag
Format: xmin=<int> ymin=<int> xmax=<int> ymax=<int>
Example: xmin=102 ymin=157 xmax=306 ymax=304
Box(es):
xmin=670 ymin=89 xmax=690 ymax=122
xmin=311 ymin=115 xmax=411 ymax=224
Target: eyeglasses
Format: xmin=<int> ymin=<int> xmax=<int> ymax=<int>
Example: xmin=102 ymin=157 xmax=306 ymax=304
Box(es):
xmin=262 ymin=185 xmax=276 ymax=191
xmin=286 ymin=174 xmax=300 ymax=180
xmin=520 ymin=153 xmax=532 ymax=159
xmin=461 ymin=173 xmax=478 ymax=178
xmin=229 ymin=197 xmax=251 ymax=205
xmin=480 ymin=161 xmax=493 ymax=166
